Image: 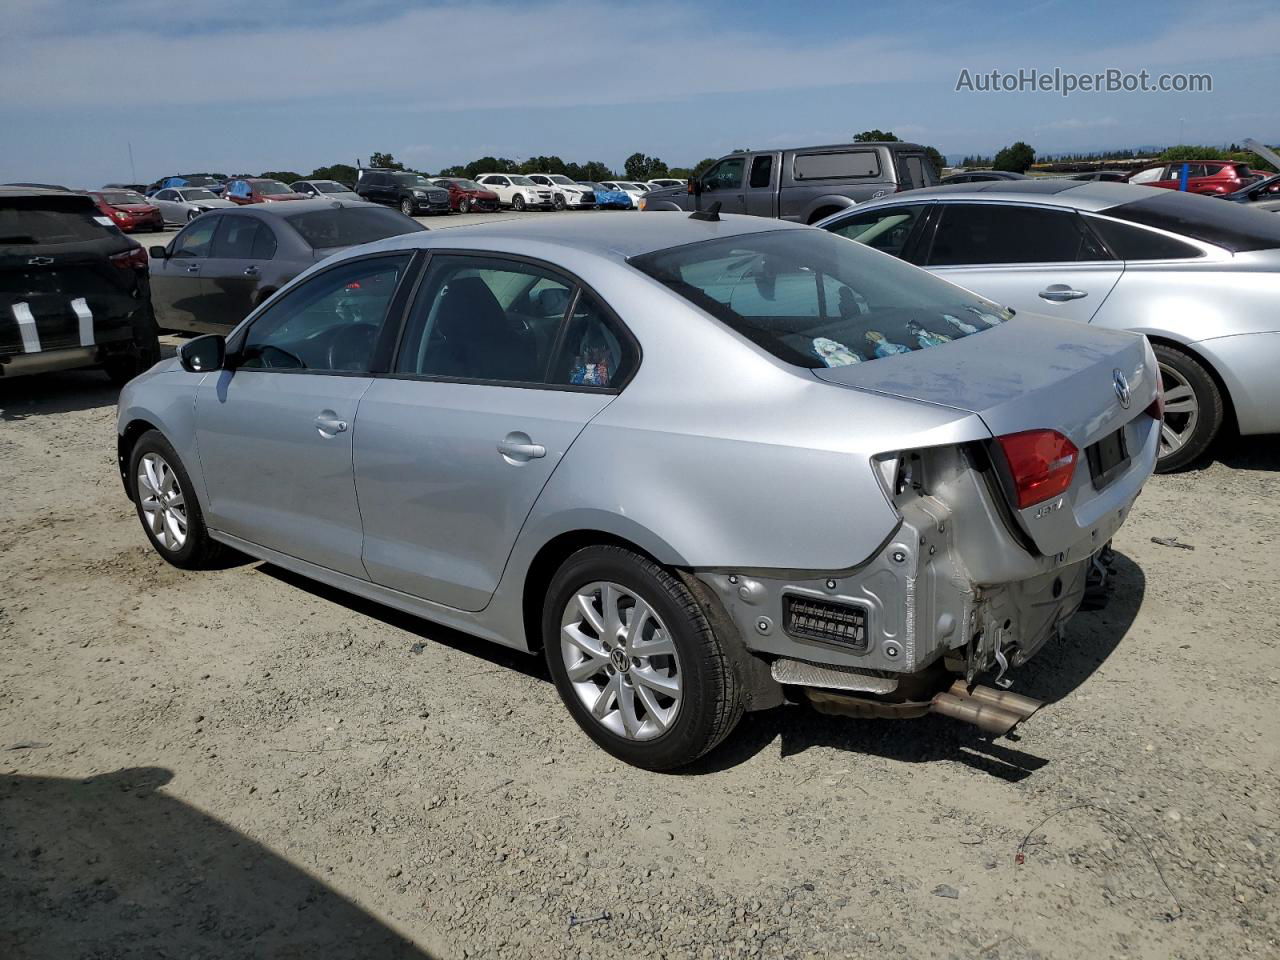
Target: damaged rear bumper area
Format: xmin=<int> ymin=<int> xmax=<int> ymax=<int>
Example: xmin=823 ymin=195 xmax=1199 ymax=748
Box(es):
xmin=695 ymin=446 xmax=1124 ymax=735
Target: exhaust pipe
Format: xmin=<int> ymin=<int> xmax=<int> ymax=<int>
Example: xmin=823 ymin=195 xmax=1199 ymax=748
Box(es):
xmin=804 ymin=682 xmax=1043 ymax=737
xmin=947 ymin=680 xmax=1042 ymax=720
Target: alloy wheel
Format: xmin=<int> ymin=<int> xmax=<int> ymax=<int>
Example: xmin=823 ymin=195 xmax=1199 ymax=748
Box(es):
xmin=459 ymin=197 xmax=470 ymax=213
xmin=559 ymin=581 xmax=682 ymax=741
xmin=137 ymin=452 xmax=188 ymax=551
xmin=1157 ymin=361 xmax=1199 ymax=458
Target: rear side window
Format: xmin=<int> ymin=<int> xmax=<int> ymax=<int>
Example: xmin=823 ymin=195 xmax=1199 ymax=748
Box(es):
xmin=927 ymin=204 xmax=1109 ymax=265
xmin=1105 ymin=190 xmax=1280 ymax=252
xmin=549 ymin=292 xmax=637 ymax=388
xmin=284 ymin=207 xmax=425 ymax=250
xmin=895 ymin=155 xmax=929 ymax=190
xmin=631 ymin=229 xmax=1008 ymax=369
xmin=1085 ymin=217 xmax=1203 ymax=260
xmin=0 ymin=207 xmax=111 ymax=245
xmin=212 ymin=217 xmax=276 ymax=259
xmin=793 ymin=151 xmax=880 ymax=180
xmin=749 ymin=155 xmax=773 ymax=189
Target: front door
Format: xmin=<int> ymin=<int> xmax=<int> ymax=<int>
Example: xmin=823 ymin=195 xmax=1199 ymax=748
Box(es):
xmin=200 ymin=214 xmax=277 ymax=329
xmin=697 ymin=156 xmax=747 ymax=214
xmin=920 ymin=202 xmax=1123 ymax=324
xmin=195 ymin=252 xmax=415 ymax=577
xmin=354 ymin=255 xmax=635 ymax=611
xmin=742 ymin=153 xmax=779 ymax=217
xmin=149 ymin=215 xmax=219 ymax=332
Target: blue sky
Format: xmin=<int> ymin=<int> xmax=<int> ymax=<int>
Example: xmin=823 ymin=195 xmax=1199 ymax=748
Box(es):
xmin=2 ymin=0 xmax=1276 ymax=186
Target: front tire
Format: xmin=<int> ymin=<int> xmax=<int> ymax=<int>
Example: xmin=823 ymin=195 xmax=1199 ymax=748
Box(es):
xmin=128 ymin=430 xmax=224 ymax=569
xmin=512 ymin=194 xmax=526 ymax=212
xmin=399 ymin=197 xmax=415 ymax=217
xmin=553 ymin=193 xmax=566 ymax=211
xmin=458 ymin=196 xmax=471 ymax=214
xmin=543 ymin=546 xmax=744 ymax=770
xmin=1152 ymin=343 xmax=1223 ymax=472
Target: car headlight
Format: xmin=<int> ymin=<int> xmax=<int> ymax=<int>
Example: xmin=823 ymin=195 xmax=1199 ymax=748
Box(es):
xmin=413 ymin=190 xmax=426 ymax=197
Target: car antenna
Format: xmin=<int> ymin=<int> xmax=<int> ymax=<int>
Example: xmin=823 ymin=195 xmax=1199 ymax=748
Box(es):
xmin=689 ymin=201 xmax=722 ymax=222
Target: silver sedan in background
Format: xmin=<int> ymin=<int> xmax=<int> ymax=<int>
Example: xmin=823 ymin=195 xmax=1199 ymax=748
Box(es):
xmin=291 ymin=179 xmax=360 ymax=201
xmin=819 ymin=180 xmax=1280 ymax=470
xmin=117 ymin=214 xmax=1157 ymax=769
xmin=149 ymin=186 xmax=235 ymax=225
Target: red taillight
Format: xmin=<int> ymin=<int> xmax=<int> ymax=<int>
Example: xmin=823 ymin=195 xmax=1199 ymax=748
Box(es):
xmin=996 ymin=430 xmax=1079 ymax=509
xmin=1145 ymin=377 xmax=1165 ymax=421
xmin=110 ymin=246 xmax=149 ymax=270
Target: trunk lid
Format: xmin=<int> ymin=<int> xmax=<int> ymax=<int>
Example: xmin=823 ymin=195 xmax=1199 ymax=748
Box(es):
xmin=813 ymin=313 xmax=1159 ymax=556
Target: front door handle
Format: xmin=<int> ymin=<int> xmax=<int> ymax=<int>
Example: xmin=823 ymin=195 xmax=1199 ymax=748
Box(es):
xmin=1038 ymin=284 xmax=1087 ymax=302
xmin=497 ymin=437 xmax=546 ymax=462
xmin=315 ymin=415 xmax=348 ymax=435
xmin=243 ymin=265 xmax=259 ymax=277
xmin=186 ymin=264 xmax=200 ymax=273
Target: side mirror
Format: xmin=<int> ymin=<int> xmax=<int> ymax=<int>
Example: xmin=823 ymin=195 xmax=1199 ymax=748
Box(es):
xmin=178 ymin=334 xmax=226 ymax=373
xmin=148 ymin=245 xmax=169 ymax=259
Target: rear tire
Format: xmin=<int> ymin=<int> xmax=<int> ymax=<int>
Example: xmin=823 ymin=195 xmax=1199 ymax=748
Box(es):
xmin=542 ymin=546 xmax=744 ymax=770
xmin=1152 ymin=343 xmax=1223 ymax=472
xmin=128 ymin=430 xmax=225 ymax=569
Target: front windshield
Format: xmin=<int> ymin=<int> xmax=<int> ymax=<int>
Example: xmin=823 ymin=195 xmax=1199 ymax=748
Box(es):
xmin=180 ymin=189 xmax=218 ymax=201
xmin=102 ymin=192 xmax=148 ymax=205
xmin=392 ymin=174 xmax=434 ymax=188
xmin=547 ymin=175 xmax=576 ymax=185
xmin=509 ymin=176 xmax=536 ymax=186
xmin=630 ymin=230 xmax=1006 ymax=368
xmin=256 ymin=180 xmax=293 ymax=195
xmin=313 ymin=181 xmax=350 ymax=193
xmin=448 ymin=179 xmax=484 ymax=191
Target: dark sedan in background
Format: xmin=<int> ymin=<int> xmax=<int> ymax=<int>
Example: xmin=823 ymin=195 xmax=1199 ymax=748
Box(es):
xmin=147 ymin=199 xmax=425 ymax=332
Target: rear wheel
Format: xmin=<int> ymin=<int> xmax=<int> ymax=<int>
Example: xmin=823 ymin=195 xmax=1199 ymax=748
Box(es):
xmin=512 ymin=194 xmax=526 ymax=212
xmin=399 ymin=197 xmax=414 ymax=217
xmin=128 ymin=430 xmax=224 ymax=569
xmin=1152 ymin=343 xmax=1223 ymax=472
xmin=543 ymin=546 xmax=744 ymax=770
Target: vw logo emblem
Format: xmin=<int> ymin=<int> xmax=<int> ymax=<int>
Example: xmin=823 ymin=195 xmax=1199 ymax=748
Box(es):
xmin=609 ymin=647 xmax=629 ymax=673
xmin=27 ymin=256 xmax=54 ymax=266
xmin=1113 ymin=368 xmax=1132 ymax=409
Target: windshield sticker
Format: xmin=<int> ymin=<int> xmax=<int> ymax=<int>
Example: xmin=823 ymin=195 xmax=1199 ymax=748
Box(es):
xmin=943 ymin=313 xmax=979 ymax=335
xmin=906 ymin=321 xmax=952 ymax=348
xmin=964 ymin=305 xmax=1005 ymax=327
xmin=812 ymin=337 xmax=862 ymax=367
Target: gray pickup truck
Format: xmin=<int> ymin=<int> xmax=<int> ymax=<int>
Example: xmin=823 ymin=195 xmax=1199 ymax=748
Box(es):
xmin=640 ymin=142 xmax=938 ymax=223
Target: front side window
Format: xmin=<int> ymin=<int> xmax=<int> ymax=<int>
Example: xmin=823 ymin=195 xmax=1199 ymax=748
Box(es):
xmin=826 ymin=204 xmax=929 ymax=259
xmin=749 ymin=155 xmax=773 ymax=189
xmin=631 ymin=230 xmax=1008 ymax=369
xmin=238 ymin=254 xmax=412 ymax=372
xmin=1085 ymin=217 xmax=1203 ymax=260
xmin=702 ymin=158 xmax=745 ymax=192
xmin=926 ymin=204 xmax=1109 ymax=266
xmin=170 ymin=217 xmax=218 ymax=258
xmin=211 ymin=216 xmax=277 ymax=260
xmin=395 ymin=256 xmax=572 ymax=384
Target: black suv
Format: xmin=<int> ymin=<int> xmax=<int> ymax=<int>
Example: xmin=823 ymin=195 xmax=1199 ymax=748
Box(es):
xmin=355 ymin=169 xmax=451 ymax=216
xmin=1 ymin=187 xmax=160 ymax=385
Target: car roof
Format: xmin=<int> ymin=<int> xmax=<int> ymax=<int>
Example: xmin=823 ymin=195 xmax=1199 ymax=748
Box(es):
xmin=857 ymin=179 xmax=1160 ymax=212
xmin=356 ymin=211 xmax=808 ymax=261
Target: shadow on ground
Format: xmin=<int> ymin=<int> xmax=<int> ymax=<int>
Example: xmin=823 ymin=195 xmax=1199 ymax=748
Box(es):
xmin=0 ymin=342 xmax=179 ymax=422
xmin=0 ymin=767 xmax=434 ymax=960
xmin=1212 ymin=434 xmax=1280 ymax=472
xmin=258 ymin=551 xmax=1144 ymax=784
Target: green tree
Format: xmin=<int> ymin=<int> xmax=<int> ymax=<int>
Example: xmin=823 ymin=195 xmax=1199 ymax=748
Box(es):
xmin=310 ymin=163 xmax=358 ymax=184
xmin=923 ymin=146 xmax=945 ymax=174
xmin=691 ymin=157 xmax=718 ymax=178
xmin=576 ymin=160 xmax=614 ymax=181
xmin=436 ymin=165 xmax=467 ymax=178
xmin=1159 ymin=144 xmax=1225 ymax=162
xmin=992 ymin=141 xmax=1036 ymax=173
xmin=853 ymin=130 xmax=900 ymax=142
xmin=258 ymin=170 xmax=302 ymax=183
xmin=367 ymin=152 xmax=405 ymax=170
xmin=519 ymin=155 xmax=568 ymax=175
xmin=623 ymin=153 xmax=668 ymax=181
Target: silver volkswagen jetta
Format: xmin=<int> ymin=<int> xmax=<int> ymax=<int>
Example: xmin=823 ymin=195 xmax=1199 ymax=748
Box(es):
xmin=117 ymin=213 xmax=1159 ymax=769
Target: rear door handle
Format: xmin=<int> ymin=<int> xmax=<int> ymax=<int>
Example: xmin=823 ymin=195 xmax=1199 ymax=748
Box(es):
xmin=315 ymin=415 xmax=348 ymax=435
xmin=1038 ymin=285 xmax=1087 ymax=302
xmin=497 ymin=439 xmax=546 ymax=461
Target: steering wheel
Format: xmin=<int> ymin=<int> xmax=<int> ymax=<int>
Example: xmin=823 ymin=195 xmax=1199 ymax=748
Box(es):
xmin=326 ymin=323 xmax=379 ymax=371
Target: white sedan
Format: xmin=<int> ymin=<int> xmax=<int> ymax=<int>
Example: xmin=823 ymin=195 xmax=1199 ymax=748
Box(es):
xmin=149 ymin=187 xmax=235 ymax=226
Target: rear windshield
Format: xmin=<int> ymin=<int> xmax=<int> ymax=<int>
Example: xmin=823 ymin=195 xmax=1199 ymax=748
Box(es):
xmin=0 ymin=206 xmax=113 ymax=245
xmin=630 ymin=230 xmax=1007 ymax=368
xmin=283 ymin=206 xmax=426 ymax=249
xmin=1106 ymin=191 xmax=1280 ymax=252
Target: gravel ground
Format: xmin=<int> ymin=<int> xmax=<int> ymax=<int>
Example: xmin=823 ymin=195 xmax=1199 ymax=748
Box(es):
xmin=1 ymin=332 xmax=1277 ymax=957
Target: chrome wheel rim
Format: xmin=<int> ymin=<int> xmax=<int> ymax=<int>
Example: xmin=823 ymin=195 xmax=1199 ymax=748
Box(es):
xmin=560 ymin=581 xmax=682 ymax=741
xmin=137 ymin=452 xmax=188 ymax=551
xmin=1157 ymin=361 xmax=1199 ymax=458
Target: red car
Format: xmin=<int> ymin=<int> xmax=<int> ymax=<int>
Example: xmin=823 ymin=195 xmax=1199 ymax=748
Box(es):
xmin=223 ymin=178 xmax=306 ymax=205
xmin=89 ymin=189 xmax=165 ymax=233
xmin=431 ymin=177 xmax=501 ymax=213
xmin=1125 ymin=160 xmax=1260 ymax=196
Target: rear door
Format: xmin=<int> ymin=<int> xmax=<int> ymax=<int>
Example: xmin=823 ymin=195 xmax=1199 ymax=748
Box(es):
xmin=200 ymin=215 xmax=277 ymax=328
xmin=354 ymin=254 xmax=634 ymax=611
xmin=194 ymin=252 xmax=415 ymax=576
xmin=149 ymin=215 xmax=218 ymax=332
xmin=920 ymin=202 xmax=1123 ymax=323
xmin=743 ymin=153 xmax=780 ymax=217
